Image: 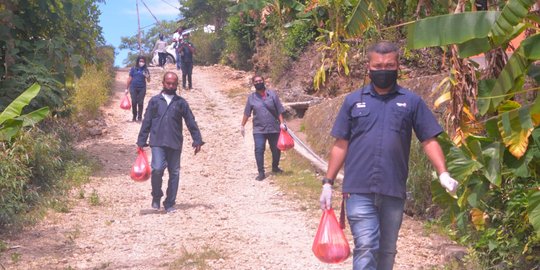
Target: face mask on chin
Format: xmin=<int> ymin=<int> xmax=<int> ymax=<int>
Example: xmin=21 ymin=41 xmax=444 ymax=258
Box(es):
xmin=369 ymin=69 xmax=398 ymax=89
xmin=162 ymin=88 xmax=176 ymax=95
xmin=254 ymin=83 xmax=265 ymax=91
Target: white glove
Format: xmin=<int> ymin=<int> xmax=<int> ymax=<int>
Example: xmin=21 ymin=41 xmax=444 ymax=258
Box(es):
xmin=240 ymin=126 xmax=245 ymax=137
xmin=319 ymin=184 xmax=332 ymax=210
xmin=280 ymin=123 xmax=287 ymax=130
xmin=439 ymin=172 xmax=458 ymax=198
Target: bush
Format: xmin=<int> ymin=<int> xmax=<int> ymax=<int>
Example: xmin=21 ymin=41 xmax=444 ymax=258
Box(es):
xmin=284 ymin=22 xmax=316 ymax=60
xmin=71 ymin=46 xmax=115 ymax=122
xmin=0 ymin=120 xmax=94 ymax=230
xmin=190 ymin=31 xmax=224 ymax=66
xmin=222 ymin=14 xmax=256 ymax=70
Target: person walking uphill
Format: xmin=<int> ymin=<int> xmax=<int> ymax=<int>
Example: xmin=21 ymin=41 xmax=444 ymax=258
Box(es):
xmin=318 ymin=41 xmax=459 ymax=270
xmin=240 ymin=75 xmax=287 ymax=181
xmin=178 ymin=32 xmax=195 ymax=89
xmin=126 ymin=56 xmax=150 ymax=122
xmin=137 ymin=72 xmax=204 ymax=213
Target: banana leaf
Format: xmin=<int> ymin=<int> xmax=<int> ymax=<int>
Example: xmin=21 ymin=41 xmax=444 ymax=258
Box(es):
xmin=490 ymin=0 xmax=536 ymax=45
xmin=406 ymin=11 xmax=500 ymax=50
xmin=346 ymin=0 xmax=389 ymax=37
xmin=0 ymin=83 xmax=41 ymax=125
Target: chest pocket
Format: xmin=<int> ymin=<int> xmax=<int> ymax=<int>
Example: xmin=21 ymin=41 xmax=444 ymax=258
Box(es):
xmin=350 ymin=107 xmax=371 ymax=135
xmin=390 ymin=106 xmax=411 ymax=133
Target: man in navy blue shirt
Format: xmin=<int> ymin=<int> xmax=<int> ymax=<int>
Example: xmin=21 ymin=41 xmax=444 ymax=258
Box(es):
xmin=319 ymin=41 xmax=459 ymax=270
xmin=137 ymin=72 xmax=204 ymax=213
xmin=178 ymin=32 xmax=195 ymax=90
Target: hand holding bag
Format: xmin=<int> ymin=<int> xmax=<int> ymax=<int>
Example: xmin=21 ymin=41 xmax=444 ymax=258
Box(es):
xmin=277 ymin=129 xmax=294 ymax=151
xmin=120 ymin=93 xmax=131 ymax=110
xmin=130 ymin=147 xmax=151 ymax=181
xmin=312 ymin=208 xmax=351 ymax=264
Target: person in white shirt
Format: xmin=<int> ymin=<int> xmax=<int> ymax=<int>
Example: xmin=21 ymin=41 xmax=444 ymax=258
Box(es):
xmin=172 ymin=26 xmax=184 ymax=70
xmin=152 ymin=34 xmax=168 ymax=69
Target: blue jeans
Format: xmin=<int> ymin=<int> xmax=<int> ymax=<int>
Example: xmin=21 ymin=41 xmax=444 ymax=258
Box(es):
xmin=253 ymin=133 xmax=280 ymax=174
xmin=150 ymin=146 xmax=181 ymax=209
xmin=346 ymin=193 xmax=405 ymax=270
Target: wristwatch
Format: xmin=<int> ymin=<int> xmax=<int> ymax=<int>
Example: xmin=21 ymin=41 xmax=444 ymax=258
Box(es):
xmin=322 ymin=177 xmax=334 ymax=185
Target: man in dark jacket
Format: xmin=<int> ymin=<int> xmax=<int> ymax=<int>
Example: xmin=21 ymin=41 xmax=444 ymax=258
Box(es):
xmin=137 ymin=72 xmax=204 ymax=213
xmin=178 ymin=32 xmax=195 ymax=89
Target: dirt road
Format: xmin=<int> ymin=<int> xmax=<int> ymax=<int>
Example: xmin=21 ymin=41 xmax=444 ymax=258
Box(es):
xmin=0 ymin=65 xmax=453 ymax=269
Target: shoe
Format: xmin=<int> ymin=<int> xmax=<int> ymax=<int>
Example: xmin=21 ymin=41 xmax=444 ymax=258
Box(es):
xmin=255 ymin=173 xmax=266 ymax=181
xmin=137 ymin=117 xmax=142 ymax=122
xmin=132 ymin=117 xmax=137 ymax=122
xmin=165 ymin=206 xmax=176 ymax=213
xmin=151 ymin=198 xmax=160 ymax=210
xmin=272 ymin=167 xmax=284 ymax=174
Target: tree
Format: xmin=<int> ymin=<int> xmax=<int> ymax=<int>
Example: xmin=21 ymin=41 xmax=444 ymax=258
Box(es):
xmin=119 ymin=20 xmax=179 ymax=66
xmin=179 ymin=0 xmax=233 ymax=33
xmin=0 ymin=0 xmax=105 ymax=114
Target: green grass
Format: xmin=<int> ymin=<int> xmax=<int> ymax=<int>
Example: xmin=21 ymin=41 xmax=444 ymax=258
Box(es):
xmin=168 ymin=246 xmax=225 ymax=270
xmin=89 ymin=189 xmax=101 ymax=206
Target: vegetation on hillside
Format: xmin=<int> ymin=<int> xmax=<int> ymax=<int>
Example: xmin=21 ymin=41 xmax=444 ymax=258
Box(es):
xmin=0 ymin=0 xmax=114 ymax=231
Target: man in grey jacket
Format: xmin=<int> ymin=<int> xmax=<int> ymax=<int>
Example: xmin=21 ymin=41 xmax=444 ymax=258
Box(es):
xmin=137 ymin=72 xmax=204 ymax=213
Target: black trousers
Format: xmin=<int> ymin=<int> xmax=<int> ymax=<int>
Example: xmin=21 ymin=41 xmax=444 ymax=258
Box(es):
xmin=130 ymin=87 xmax=146 ymax=120
xmin=158 ymin=52 xmax=166 ymax=67
xmin=181 ymin=62 xmax=193 ymax=89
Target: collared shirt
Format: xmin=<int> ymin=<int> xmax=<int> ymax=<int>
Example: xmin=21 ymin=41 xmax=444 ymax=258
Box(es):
xmin=129 ymin=66 xmax=149 ymax=89
xmin=137 ymin=94 xmax=204 ymax=150
xmin=331 ymin=83 xmax=443 ymax=199
xmin=244 ymin=89 xmax=285 ymax=134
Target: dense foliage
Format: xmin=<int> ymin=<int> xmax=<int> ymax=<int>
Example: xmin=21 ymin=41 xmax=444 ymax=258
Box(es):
xmin=0 ymin=0 xmax=111 ymax=231
xmin=0 ymin=0 xmax=105 ymax=114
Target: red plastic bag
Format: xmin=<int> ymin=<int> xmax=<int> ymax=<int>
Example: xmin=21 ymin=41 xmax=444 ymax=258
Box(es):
xmin=130 ymin=147 xmax=151 ymax=181
xmin=277 ymin=129 xmax=294 ymax=151
xmin=120 ymin=94 xmax=131 ymax=110
xmin=312 ymin=208 xmax=351 ymax=264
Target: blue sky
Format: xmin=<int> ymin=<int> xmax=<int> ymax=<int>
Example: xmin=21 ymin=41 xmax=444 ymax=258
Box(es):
xmin=98 ymin=0 xmax=181 ymax=67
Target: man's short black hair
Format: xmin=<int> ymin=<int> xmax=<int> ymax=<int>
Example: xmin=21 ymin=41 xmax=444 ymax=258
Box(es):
xmin=367 ymin=41 xmax=400 ymax=60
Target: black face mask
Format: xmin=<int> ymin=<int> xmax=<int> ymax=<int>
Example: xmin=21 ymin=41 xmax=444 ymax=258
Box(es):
xmin=162 ymin=88 xmax=176 ymax=95
xmin=254 ymin=82 xmax=265 ymax=91
xmin=369 ymin=70 xmax=398 ymax=89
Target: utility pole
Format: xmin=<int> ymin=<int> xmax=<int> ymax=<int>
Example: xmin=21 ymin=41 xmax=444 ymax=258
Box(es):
xmin=136 ymin=0 xmax=142 ymax=55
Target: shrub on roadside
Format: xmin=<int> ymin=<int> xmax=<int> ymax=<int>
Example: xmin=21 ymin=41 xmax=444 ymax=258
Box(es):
xmin=0 ymin=121 xmax=95 ymax=231
xmin=71 ymin=46 xmax=115 ymax=122
xmin=190 ymin=30 xmax=224 ymax=66
xmin=222 ymin=14 xmax=256 ymax=70
xmin=284 ymin=22 xmax=316 ymax=60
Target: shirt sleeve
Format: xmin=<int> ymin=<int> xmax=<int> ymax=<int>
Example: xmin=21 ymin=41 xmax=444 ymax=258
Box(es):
xmin=182 ymin=102 xmax=204 ymax=147
xmin=413 ymin=98 xmax=443 ymax=142
xmin=137 ymin=98 xmax=154 ymax=146
xmin=129 ymin=67 xmax=134 ymax=77
xmin=273 ymin=92 xmax=286 ymax=115
xmin=330 ymin=96 xmax=352 ymax=140
xmin=243 ymin=95 xmax=253 ymax=117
